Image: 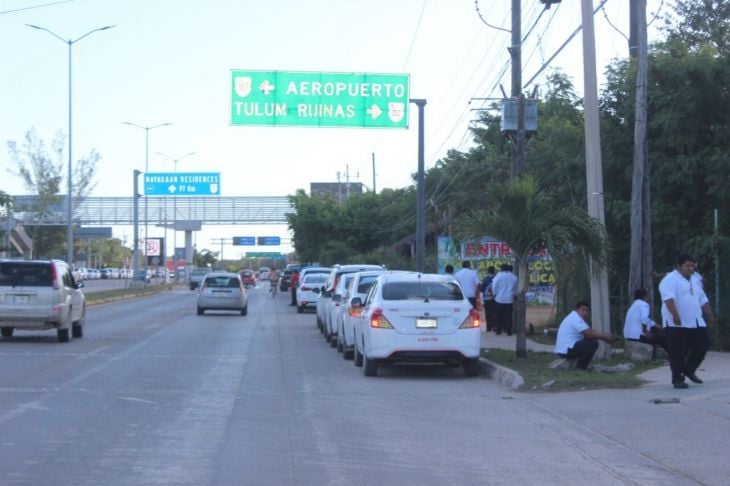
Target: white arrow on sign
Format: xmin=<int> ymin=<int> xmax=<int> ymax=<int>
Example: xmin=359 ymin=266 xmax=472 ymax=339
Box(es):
xmin=366 ymin=104 xmax=383 ymax=119
xmin=168 ymin=184 xmax=177 ymax=193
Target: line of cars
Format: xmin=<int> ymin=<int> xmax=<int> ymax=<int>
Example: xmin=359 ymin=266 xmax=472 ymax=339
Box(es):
xmin=305 ymin=264 xmax=482 ymax=377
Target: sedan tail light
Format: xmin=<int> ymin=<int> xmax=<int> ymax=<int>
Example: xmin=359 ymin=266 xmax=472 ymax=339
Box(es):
xmin=370 ymin=308 xmax=393 ymax=329
xmin=459 ymin=308 xmax=481 ymax=329
xmin=349 ymin=307 xmax=362 ymax=318
xmin=301 ymin=286 xmax=311 ymax=291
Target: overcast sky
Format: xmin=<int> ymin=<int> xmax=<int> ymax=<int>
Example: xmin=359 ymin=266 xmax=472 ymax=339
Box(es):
xmin=1 ymin=0 xmax=664 ymax=258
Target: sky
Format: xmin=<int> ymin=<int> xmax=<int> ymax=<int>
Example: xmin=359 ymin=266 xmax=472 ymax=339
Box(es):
xmin=1 ymin=0 xmax=666 ymax=261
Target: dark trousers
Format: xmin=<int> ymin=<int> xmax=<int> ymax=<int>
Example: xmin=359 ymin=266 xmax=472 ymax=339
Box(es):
xmin=561 ymin=338 xmax=599 ymax=370
xmin=290 ymin=287 xmax=297 ymax=305
xmin=628 ymin=330 xmax=669 ymax=357
xmin=494 ymin=302 xmax=513 ymax=335
xmin=665 ymin=327 xmax=710 ymax=383
xmin=467 ymin=297 xmax=477 ymax=309
xmin=483 ymin=300 xmax=496 ymax=331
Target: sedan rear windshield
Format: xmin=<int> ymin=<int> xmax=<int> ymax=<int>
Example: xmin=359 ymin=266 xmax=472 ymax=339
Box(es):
xmin=381 ymin=281 xmax=464 ymax=301
xmin=0 ymin=262 xmax=53 ymax=287
xmin=205 ymin=277 xmax=240 ymax=288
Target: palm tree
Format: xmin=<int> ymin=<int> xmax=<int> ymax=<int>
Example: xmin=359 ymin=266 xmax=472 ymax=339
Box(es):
xmin=459 ymin=176 xmax=609 ymax=358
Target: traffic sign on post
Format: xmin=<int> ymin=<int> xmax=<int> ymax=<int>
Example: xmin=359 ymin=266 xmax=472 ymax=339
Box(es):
xmin=233 ymin=236 xmax=256 ymax=246
xmin=144 ymin=172 xmax=221 ymax=196
xmin=230 ymin=70 xmax=410 ymax=128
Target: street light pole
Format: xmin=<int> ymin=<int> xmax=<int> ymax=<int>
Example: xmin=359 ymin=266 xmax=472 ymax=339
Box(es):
xmin=156 ymin=151 xmax=197 ymax=272
xmin=122 ymin=122 xmax=172 ymax=267
xmin=26 ymin=23 xmax=115 ymax=266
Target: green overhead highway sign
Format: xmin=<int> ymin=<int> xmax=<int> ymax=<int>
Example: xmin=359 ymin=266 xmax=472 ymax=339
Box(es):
xmin=230 ymin=70 xmax=410 ymax=128
xmin=245 ymin=252 xmax=282 ymax=258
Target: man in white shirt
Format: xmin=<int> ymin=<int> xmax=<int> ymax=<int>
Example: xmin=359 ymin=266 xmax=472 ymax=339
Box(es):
xmin=623 ymin=288 xmax=668 ymax=356
xmin=454 ymin=260 xmax=480 ymax=309
xmin=491 ymin=263 xmax=518 ymax=335
xmin=555 ymin=301 xmax=617 ymax=370
xmin=659 ymin=255 xmax=716 ymax=389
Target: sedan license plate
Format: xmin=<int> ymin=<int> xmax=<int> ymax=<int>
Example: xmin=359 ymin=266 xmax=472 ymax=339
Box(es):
xmin=14 ymin=295 xmax=29 ymax=304
xmin=416 ymin=318 xmax=437 ymax=329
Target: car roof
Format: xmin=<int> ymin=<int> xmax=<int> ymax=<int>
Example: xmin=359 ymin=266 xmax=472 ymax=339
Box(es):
xmin=378 ymin=272 xmax=452 ymax=283
xmin=204 ymin=271 xmax=240 ymax=278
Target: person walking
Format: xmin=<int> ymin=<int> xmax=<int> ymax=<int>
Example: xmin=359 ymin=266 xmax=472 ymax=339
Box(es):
xmin=623 ymin=288 xmax=668 ymax=356
xmin=491 ymin=263 xmax=518 ymax=335
xmin=454 ymin=260 xmax=480 ymax=309
xmin=658 ymin=254 xmax=716 ymax=389
xmin=481 ymin=266 xmax=497 ymax=332
xmin=555 ymin=301 xmax=616 ymax=370
xmin=289 ymin=269 xmax=300 ymax=306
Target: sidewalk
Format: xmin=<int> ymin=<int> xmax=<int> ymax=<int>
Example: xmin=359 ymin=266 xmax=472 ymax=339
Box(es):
xmin=478 ymin=331 xmax=730 ymax=389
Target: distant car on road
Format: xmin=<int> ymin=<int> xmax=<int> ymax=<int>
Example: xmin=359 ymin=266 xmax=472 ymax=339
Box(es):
xmin=296 ymin=273 xmax=327 ymax=314
xmin=189 ymin=268 xmax=210 ymax=290
xmin=196 ymin=272 xmax=248 ymax=316
xmin=238 ymin=269 xmax=255 ymax=288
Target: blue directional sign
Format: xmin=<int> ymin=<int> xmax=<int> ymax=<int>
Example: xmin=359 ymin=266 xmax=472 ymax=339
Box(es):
xmin=233 ymin=236 xmax=256 ymax=246
xmin=144 ymin=172 xmax=221 ymax=196
xmin=257 ymin=236 xmax=281 ymax=246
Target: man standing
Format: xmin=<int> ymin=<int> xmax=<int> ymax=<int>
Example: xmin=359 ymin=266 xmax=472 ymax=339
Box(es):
xmin=454 ymin=260 xmax=480 ymax=309
xmin=481 ymin=266 xmax=497 ymax=332
xmin=289 ymin=269 xmax=300 ymax=306
xmin=491 ymin=263 xmax=518 ymax=335
xmin=623 ymin=288 xmax=668 ymax=356
xmin=659 ymin=255 xmax=715 ymax=389
xmin=555 ymin=301 xmax=616 ymax=370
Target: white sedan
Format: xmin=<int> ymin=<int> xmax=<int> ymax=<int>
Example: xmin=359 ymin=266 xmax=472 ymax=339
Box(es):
xmin=352 ymin=273 xmax=481 ymax=377
xmin=337 ymin=270 xmax=388 ymax=359
xmin=296 ymin=273 xmax=327 ymax=313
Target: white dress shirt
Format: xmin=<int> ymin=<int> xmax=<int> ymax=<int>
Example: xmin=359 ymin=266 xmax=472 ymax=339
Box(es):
xmin=623 ymin=299 xmax=655 ymax=340
xmin=491 ymin=270 xmax=518 ymax=304
xmin=555 ymin=310 xmax=589 ymax=354
xmin=659 ymin=269 xmax=709 ymax=328
xmin=454 ymin=267 xmax=480 ymax=298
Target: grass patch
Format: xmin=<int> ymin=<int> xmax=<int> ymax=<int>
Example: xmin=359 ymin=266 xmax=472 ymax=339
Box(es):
xmin=85 ymin=284 xmax=172 ymax=304
xmin=482 ymin=348 xmax=665 ymax=392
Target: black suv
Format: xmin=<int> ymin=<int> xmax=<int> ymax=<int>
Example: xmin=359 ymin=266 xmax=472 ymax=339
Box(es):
xmin=279 ymin=264 xmax=303 ymax=291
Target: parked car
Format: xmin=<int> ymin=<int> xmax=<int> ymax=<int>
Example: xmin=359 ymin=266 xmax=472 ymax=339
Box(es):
xmin=257 ymin=267 xmax=271 ymax=283
xmin=316 ymin=264 xmax=384 ymax=337
xmin=279 ymin=263 xmax=303 ymax=291
xmin=196 ymin=272 xmax=248 ymax=316
xmin=352 ymin=272 xmax=481 ymax=377
xmin=324 ymin=273 xmax=358 ymax=347
xmin=134 ymin=269 xmax=151 ymax=283
xmin=295 ymin=273 xmax=327 ymax=313
xmin=0 ymin=259 xmax=86 ymax=342
xmin=299 ymin=266 xmax=331 ymax=283
xmin=189 ymin=268 xmax=210 ymax=290
xmin=337 ymin=269 xmax=389 ymax=358
xmin=238 ymin=269 xmax=256 ymax=288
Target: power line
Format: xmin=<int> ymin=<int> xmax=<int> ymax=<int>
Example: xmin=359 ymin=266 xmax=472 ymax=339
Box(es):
xmin=0 ymin=0 xmax=74 ymax=15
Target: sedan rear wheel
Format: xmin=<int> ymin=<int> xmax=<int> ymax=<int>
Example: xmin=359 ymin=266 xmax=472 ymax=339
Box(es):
xmin=197 ymin=307 xmax=204 ymax=316
xmin=353 ymin=342 xmax=363 ymax=367
xmin=1 ymin=327 xmax=14 ymax=338
xmin=362 ymin=352 xmax=378 ymax=377
xmin=463 ymin=358 xmax=480 ymax=377
xmin=241 ymin=304 xmax=248 ymax=316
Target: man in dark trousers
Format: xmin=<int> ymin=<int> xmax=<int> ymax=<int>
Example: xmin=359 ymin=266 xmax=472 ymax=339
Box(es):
xmin=289 ymin=269 xmax=300 ymax=306
xmin=658 ymin=255 xmax=716 ymax=389
xmin=555 ymin=301 xmax=616 ymax=370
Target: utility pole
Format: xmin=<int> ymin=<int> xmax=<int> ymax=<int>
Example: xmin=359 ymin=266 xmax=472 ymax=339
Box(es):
xmin=510 ymin=0 xmax=525 ymax=180
xmin=371 ymin=152 xmax=376 ymax=194
xmin=345 ymin=164 xmax=351 ymax=199
xmin=628 ymin=0 xmax=652 ymax=308
xmin=581 ymin=0 xmax=611 ymax=354
xmin=336 ymin=171 xmax=342 ymax=204
xmin=411 ymin=99 xmax=427 ymax=273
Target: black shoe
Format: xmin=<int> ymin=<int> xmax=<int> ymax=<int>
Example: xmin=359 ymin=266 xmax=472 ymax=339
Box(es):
xmin=686 ymin=372 xmax=703 ymax=384
xmin=673 ymin=381 xmax=689 ymax=389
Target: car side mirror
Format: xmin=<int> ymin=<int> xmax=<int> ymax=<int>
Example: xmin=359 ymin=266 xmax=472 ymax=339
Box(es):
xmin=76 ymin=281 xmax=85 ymax=289
xmin=333 ymin=294 xmax=342 ymax=303
xmin=313 ymin=287 xmax=320 ymax=294
xmin=350 ymin=297 xmax=362 ymax=307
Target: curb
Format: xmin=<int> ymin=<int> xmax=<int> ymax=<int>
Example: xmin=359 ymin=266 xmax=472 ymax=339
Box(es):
xmin=479 ymin=357 xmax=525 ymax=389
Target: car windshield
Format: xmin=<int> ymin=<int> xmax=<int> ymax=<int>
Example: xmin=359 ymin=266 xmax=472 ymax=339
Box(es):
xmin=304 ymin=275 xmax=326 ymax=284
xmin=0 ymin=262 xmax=52 ymax=287
xmin=381 ymin=281 xmax=463 ymax=301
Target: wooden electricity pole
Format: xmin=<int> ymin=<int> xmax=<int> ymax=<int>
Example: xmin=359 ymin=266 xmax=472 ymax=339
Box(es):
xmin=628 ymin=0 xmax=653 ymax=306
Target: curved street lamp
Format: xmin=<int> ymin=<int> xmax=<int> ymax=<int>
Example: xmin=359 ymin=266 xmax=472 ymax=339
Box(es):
xmin=122 ymin=121 xmax=173 ymax=266
xmin=156 ymin=151 xmax=197 ymax=272
xmin=26 ymin=23 xmax=116 ymax=266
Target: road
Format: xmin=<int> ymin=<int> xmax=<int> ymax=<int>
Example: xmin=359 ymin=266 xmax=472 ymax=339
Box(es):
xmin=0 ymin=286 xmax=727 ymax=485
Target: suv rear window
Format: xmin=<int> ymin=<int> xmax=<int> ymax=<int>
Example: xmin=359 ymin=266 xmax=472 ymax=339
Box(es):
xmin=0 ymin=262 xmax=53 ymax=287
xmin=381 ymin=281 xmax=464 ymax=301
xmin=205 ymin=276 xmax=240 ymax=288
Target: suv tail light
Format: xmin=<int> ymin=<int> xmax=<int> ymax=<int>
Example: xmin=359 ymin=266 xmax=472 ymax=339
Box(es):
xmin=370 ymin=308 xmax=393 ymax=329
xmin=50 ymin=262 xmax=60 ymax=289
xmin=459 ymin=308 xmax=480 ymax=329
